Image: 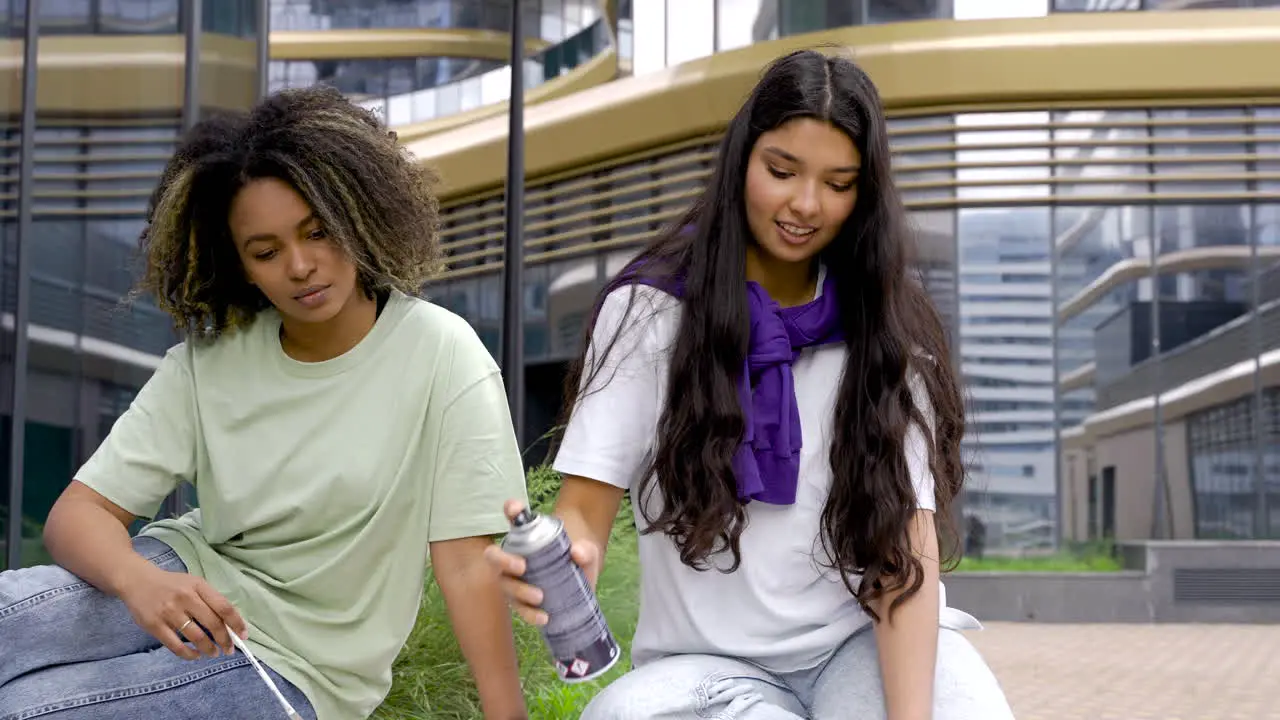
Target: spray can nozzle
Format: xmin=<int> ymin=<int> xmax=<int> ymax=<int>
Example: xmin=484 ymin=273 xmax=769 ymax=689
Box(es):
xmin=512 ymin=508 xmax=535 ymax=527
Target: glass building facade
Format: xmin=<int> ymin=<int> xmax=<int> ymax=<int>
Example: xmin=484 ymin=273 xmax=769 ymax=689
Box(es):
xmin=269 ymin=0 xmax=600 ymax=38
xmin=430 ymin=105 xmax=1280 ymax=554
xmin=0 ymin=0 xmax=268 ymax=570
xmin=619 ymin=0 xmax=1280 ymax=77
xmin=1 ymin=1 xmax=260 ymax=36
xmin=269 ymin=0 xmax=610 ymax=126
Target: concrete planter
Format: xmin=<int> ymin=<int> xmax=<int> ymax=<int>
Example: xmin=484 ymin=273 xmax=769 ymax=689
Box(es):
xmin=945 ymin=541 xmax=1280 ymax=624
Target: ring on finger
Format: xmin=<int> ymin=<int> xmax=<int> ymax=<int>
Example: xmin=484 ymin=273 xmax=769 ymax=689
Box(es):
xmin=176 ymin=618 xmax=194 ymax=635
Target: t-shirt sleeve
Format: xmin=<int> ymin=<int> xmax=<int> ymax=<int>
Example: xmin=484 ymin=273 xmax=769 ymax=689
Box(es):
xmin=552 ymin=286 xmax=671 ymax=491
xmin=904 ymin=369 xmax=938 ymax=512
xmin=426 ymin=330 xmax=529 ymax=543
xmin=75 ymin=345 xmax=197 ymax=520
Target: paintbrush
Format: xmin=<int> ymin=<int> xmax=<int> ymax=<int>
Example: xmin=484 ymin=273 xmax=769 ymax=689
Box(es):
xmin=226 ymin=625 xmax=303 ymax=719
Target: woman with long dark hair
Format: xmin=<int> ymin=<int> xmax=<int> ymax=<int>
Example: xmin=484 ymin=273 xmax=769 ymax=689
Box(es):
xmin=0 ymin=86 xmax=528 ymax=720
xmin=488 ymin=50 xmax=1014 ymax=719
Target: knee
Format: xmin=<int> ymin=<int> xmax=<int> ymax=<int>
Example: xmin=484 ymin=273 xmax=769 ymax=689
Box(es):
xmin=579 ymin=674 xmax=648 ymax=720
xmin=933 ymin=630 xmax=1015 ymax=720
xmin=579 ymin=656 xmax=735 ymax=720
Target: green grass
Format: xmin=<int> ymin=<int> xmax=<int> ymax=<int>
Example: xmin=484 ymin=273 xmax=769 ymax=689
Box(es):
xmin=372 ymin=466 xmax=640 ymax=720
xmin=954 ymin=541 xmax=1122 ymax=573
xmin=370 ymin=466 xmax=1124 ymax=718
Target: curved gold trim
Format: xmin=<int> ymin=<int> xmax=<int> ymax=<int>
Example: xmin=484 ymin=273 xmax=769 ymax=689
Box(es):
xmin=269 ymin=28 xmax=550 ymax=62
xmin=0 ymin=34 xmax=258 ymax=114
xmin=391 ymin=47 xmax=618 ymax=143
xmin=408 ymin=9 xmax=1280 ymax=200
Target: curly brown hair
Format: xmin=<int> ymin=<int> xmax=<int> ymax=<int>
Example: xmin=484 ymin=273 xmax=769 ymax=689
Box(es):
xmin=133 ymin=85 xmax=442 ymax=337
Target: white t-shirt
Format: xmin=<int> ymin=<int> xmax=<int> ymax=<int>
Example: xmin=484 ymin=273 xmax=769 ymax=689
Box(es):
xmin=553 ymin=278 xmax=939 ymax=674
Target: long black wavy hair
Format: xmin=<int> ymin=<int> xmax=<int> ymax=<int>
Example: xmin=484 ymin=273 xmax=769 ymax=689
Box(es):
xmin=561 ymin=49 xmax=965 ymax=621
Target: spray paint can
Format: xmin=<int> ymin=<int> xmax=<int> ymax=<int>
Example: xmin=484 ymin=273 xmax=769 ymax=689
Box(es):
xmin=501 ymin=508 xmax=620 ymax=683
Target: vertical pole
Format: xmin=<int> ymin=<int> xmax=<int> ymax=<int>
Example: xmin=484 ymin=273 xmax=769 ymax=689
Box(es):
xmin=256 ymin=0 xmax=270 ymax=99
xmin=1150 ymin=209 xmax=1169 ymax=540
xmin=502 ymin=0 xmax=526 ymax=451
xmin=6 ymin=0 xmax=39 ymax=570
xmin=712 ymin=0 xmax=720 ymax=52
xmin=948 ymin=181 xmax=965 ymax=553
xmin=162 ymin=0 xmax=202 ymax=518
xmin=1250 ymin=207 xmax=1266 ymax=538
xmin=1050 ymin=204 xmax=1063 ymax=550
xmin=1142 ymin=128 xmax=1170 ymax=541
xmin=184 ymin=0 xmax=202 ymax=135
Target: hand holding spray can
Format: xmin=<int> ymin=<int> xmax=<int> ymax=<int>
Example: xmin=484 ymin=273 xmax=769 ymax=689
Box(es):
xmin=501 ymin=508 xmax=621 ymax=683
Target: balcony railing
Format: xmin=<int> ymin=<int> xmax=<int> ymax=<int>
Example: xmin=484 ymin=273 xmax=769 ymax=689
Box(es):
xmin=354 ymin=17 xmax=611 ymax=126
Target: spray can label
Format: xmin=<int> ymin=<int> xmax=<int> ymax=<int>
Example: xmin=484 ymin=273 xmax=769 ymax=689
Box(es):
xmin=505 ymin=513 xmax=621 ymax=683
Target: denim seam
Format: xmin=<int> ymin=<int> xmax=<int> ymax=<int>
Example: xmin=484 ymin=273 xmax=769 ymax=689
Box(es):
xmin=693 ymin=672 xmax=722 ymax=719
xmin=4 ymin=654 xmax=251 ymax=720
xmin=693 ymin=671 xmax=795 ymax=720
xmin=0 ymin=550 xmax=179 ymax=620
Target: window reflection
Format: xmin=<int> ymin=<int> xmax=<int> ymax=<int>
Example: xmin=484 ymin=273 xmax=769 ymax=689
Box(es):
xmin=271 ymin=57 xmax=505 ymax=101
xmin=958 ymin=206 xmax=1057 ymax=551
xmin=1054 ymin=0 xmax=1280 ymax=10
xmin=716 ymin=0 xmax=774 ymax=51
xmin=548 ymin=258 xmax=603 ymax=361
xmin=910 ymin=209 xmax=959 ymax=344
xmin=3 ymin=0 xmax=184 ymax=35
xmin=740 ymin=0 xmax=945 ymax=42
xmin=1053 ymin=109 xmax=1149 ymax=199
xmin=203 ymin=0 xmax=258 ymax=36
xmin=1188 ymin=391 xmax=1279 ymax=540
xmin=100 ymin=1 xmax=180 ymax=33
xmin=957 ymin=112 xmax=1051 ymax=202
xmin=268 ymin=0 xmax=598 ymax=42
xmin=0 ymin=0 xmax=258 ymax=37
xmin=866 ymin=0 xmax=945 ymax=23
xmin=892 ymin=115 xmax=956 ymax=205
xmin=273 ymin=17 xmax=609 ymax=126
xmin=1055 ymin=205 xmax=1152 ymax=421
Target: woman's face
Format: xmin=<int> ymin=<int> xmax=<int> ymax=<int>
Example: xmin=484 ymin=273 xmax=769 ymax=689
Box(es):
xmin=227 ymin=176 xmax=363 ymax=327
xmin=743 ymin=117 xmax=860 ymax=268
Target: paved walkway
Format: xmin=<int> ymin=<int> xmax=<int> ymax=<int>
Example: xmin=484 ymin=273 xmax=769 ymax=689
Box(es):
xmin=968 ymin=623 xmax=1280 ymax=720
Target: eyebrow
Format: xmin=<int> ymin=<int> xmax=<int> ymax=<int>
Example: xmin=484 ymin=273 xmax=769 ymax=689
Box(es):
xmin=763 ymin=146 xmax=859 ymax=174
xmin=242 ymin=213 xmax=318 ymax=248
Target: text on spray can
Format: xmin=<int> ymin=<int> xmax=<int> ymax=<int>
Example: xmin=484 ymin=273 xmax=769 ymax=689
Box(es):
xmin=501 ymin=509 xmax=620 ymax=683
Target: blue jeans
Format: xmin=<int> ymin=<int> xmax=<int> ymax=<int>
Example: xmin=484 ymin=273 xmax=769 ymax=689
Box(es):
xmin=580 ymin=613 xmax=1016 ymax=720
xmin=0 ymin=536 xmax=315 ymax=720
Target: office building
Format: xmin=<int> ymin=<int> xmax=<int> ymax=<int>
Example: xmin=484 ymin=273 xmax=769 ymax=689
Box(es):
xmin=3 ymin=1 xmax=1277 ymax=569
xmin=405 ymin=0 xmax=1280 ymax=553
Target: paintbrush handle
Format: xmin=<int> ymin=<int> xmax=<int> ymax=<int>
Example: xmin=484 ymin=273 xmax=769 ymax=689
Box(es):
xmin=227 ymin=626 xmax=299 ymax=718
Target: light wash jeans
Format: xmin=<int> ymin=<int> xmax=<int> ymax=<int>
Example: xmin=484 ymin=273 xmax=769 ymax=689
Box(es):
xmin=0 ymin=536 xmax=315 ymax=720
xmin=581 ymin=610 xmax=1015 ymax=720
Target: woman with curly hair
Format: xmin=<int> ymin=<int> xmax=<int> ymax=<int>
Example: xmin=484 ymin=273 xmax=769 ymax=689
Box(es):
xmin=0 ymin=86 xmax=529 ymax=720
xmin=488 ymin=50 xmax=1014 ymax=719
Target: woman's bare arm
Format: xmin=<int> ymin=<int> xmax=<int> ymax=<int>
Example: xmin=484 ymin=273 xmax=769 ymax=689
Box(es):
xmin=43 ymin=480 xmax=153 ymax=597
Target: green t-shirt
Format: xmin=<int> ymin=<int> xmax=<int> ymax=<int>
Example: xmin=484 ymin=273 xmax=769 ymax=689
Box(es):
xmin=75 ymin=289 xmax=529 ymax=720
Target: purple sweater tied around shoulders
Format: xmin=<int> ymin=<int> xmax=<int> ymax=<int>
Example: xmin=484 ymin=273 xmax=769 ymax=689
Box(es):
xmin=599 ymin=258 xmax=845 ymax=506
